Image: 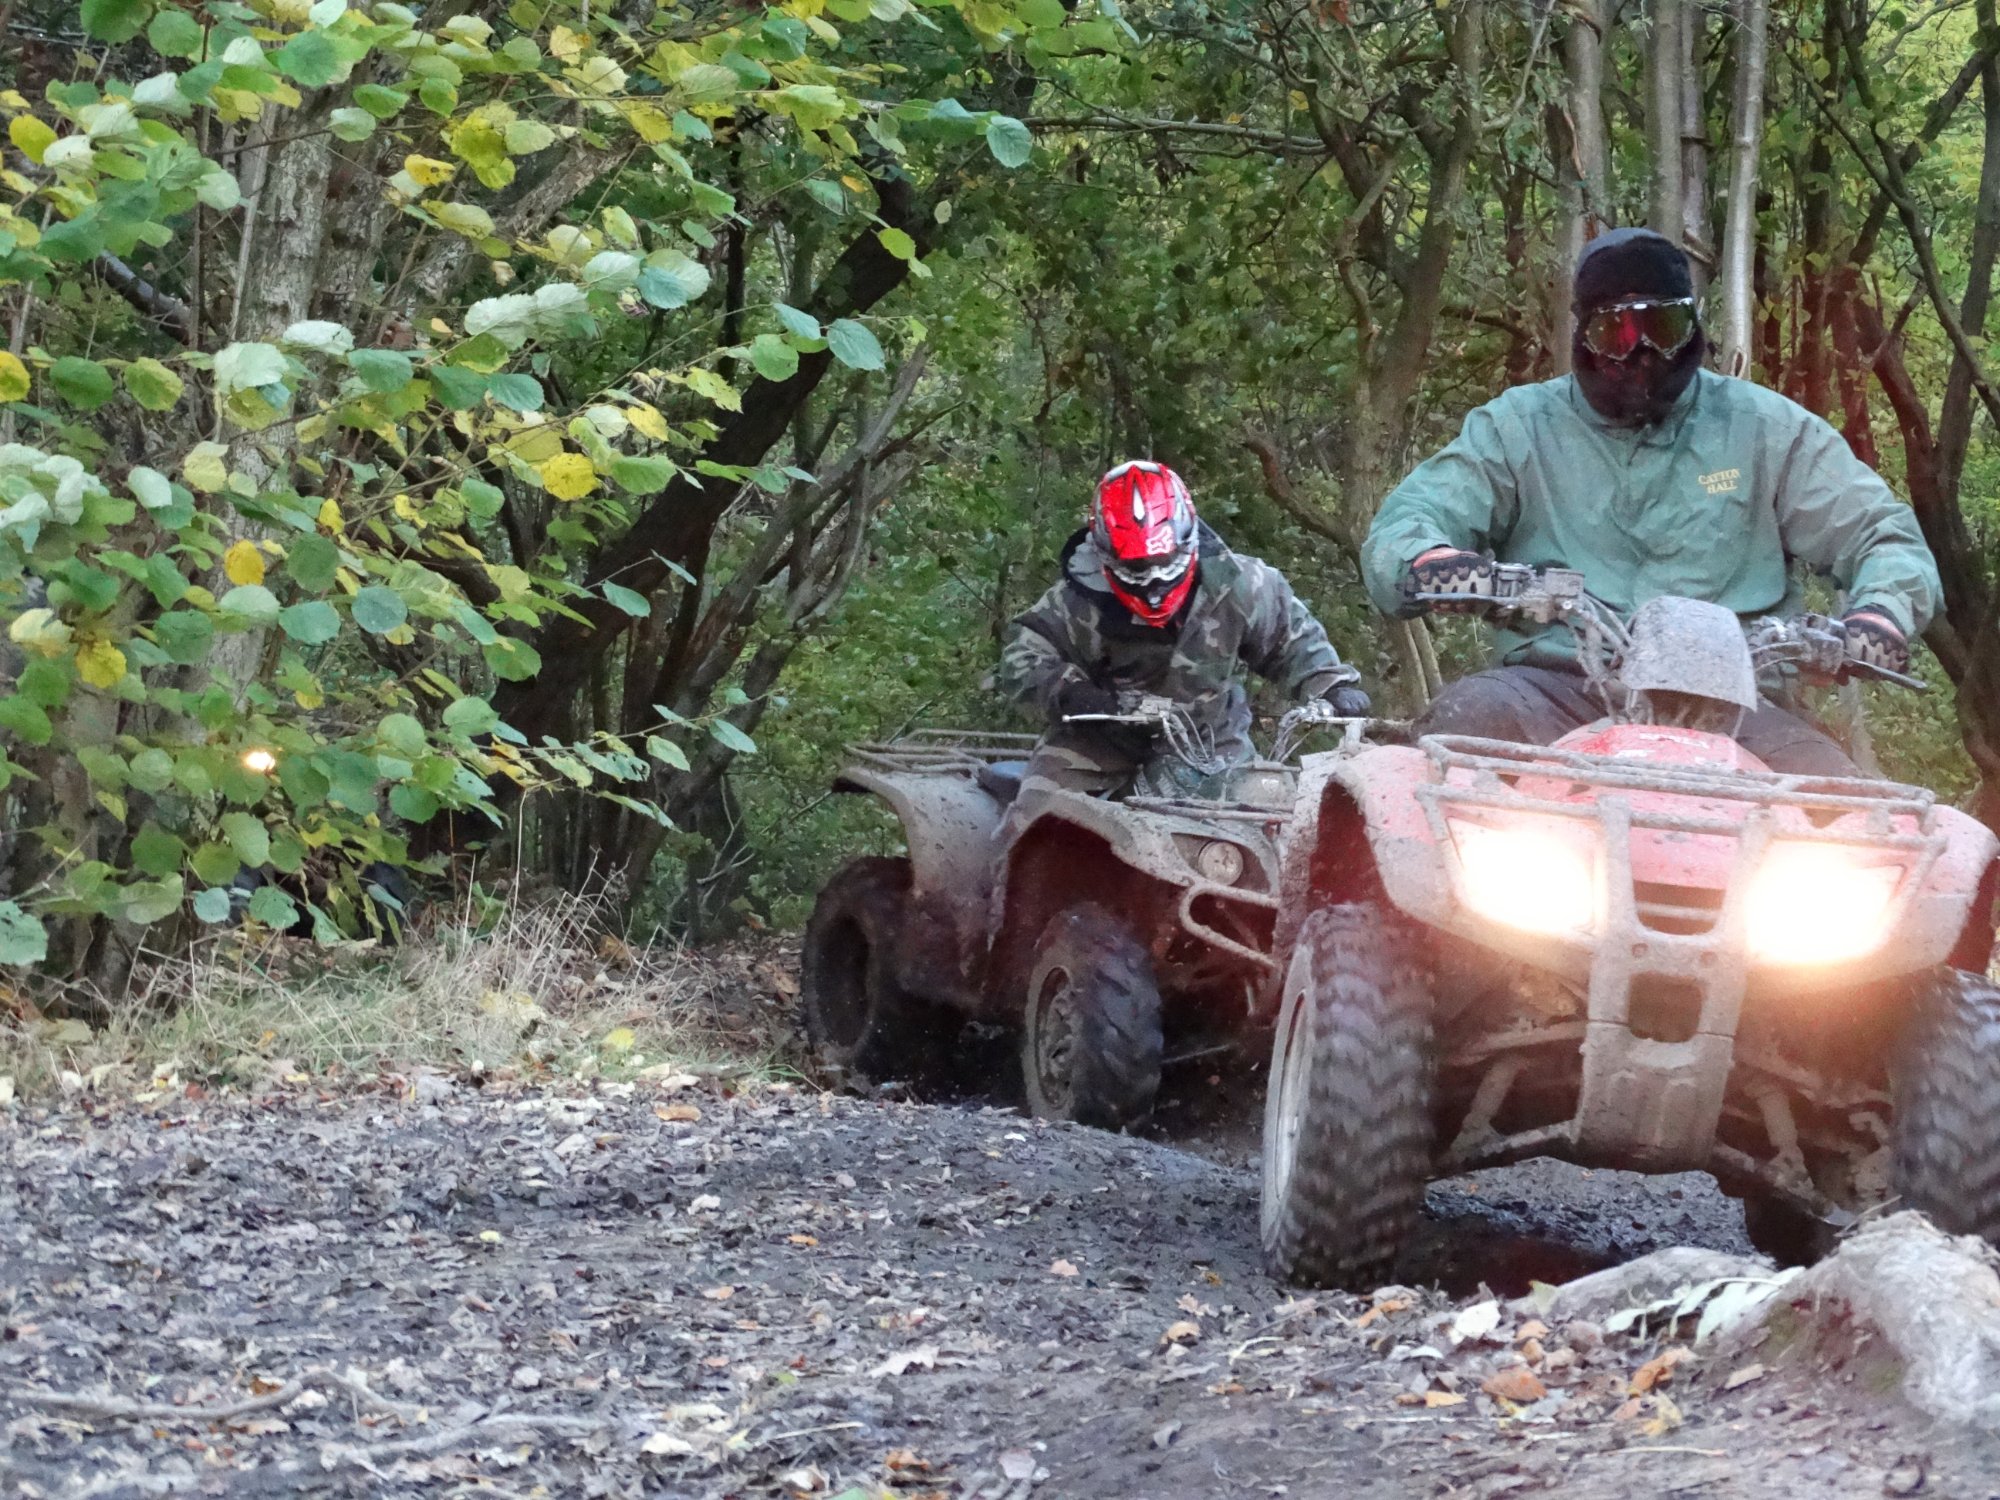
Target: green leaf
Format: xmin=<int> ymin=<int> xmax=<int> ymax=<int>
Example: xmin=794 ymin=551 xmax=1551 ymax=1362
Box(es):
xmin=609 ymin=455 xmax=675 ymax=494
xmin=275 ymin=31 xmax=341 ymax=88
xmin=81 ymin=0 xmax=150 ymax=44
xmin=353 ymin=83 xmax=407 ymax=119
xmin=125 ymin=358 xmax=185 ymax=411
xmin=428 ymin=364 xmax=489 ymax=409
xmin=192 ymin=886 xmax=233 ymax=923
xmin=221 ymin=810 xmax=270 ymax=866
xmin=148 ymin=7 xmax=204 ymax=57
xmin=128 ymin=748 xmax=173 ymax=792
xmin=442 ymin=696 xmax=498 ymax=736
xmin=485 ymin=372 xmax=544 ymax=412
xmin=985 ymin=114 xmax=1033 ymax=169
xmin=131 ymin=823 xmax=186 ymax=878
xmin=775 ymin=303 xmax=821 ymax=340
xmin=219 ymin=584 xmax=281 ymax=625
xmin=0 ymin=695 xmax=52 ymax=745
xmin=278 ymin=600 xmax=340 ymax=645
xmin=636 ymin=251 xmax=711 ymax=309
xmin=389 ymin=783 xmax=440 ymax=823
xmin=749 ymin=332 xmax=800 ymax=382
xmin=877 ymin=227 xmax=917 ymax=261
xmin=190 ymin=842 xmax=241 ymax=885
xmin=646 ymin=734 xmax=690 ymax=771
xmin=0 ymin=901 xmax=47 ymax=965
xmin=348 ymin=349 xmax=414 ymax=394
xmin=378 ymin=712 xmax=426 ymax=757
xmin=121 ymin=877 xmax=184 ymax=925
xmin=709 ymin=718 xmax=758 ymax=755
xmin=826 ymin=319 xmax=884 ymax=371
xmin=482 ymin=637 xmax=541 ymax=681
xmin=51 ymin=356 xmax=116 ymax=410
xmin=352 ymin=586 xmax=408 ymax=635
xmin=602 ymin=582 xmax=651 ymax=617
xmin=247 ymin=884 xmax=298 ymax=929
xmin=330 ymin=107 xmax=376 ymax=142
xmin=286 ymin=534 xmax=339 ymax=592
xmin=153 ymin=610 xmax=214 ymax=665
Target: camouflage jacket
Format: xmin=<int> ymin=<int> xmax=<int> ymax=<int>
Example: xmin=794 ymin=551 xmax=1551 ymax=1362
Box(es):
xmin=992 ymin=524 xmax=1354 ymax=752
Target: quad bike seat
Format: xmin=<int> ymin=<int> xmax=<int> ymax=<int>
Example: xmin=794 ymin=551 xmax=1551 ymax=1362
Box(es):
xmin=976 ymin=761 xmax=1027 ymax=804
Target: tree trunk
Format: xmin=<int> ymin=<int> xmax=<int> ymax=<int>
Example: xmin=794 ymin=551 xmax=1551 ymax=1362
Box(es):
xmin=1678 ymin=2 xmax=1714 ymax=292
xmin=1717 ymin=0 xmax=1770 ymax=373
xmin=1553 ymin=0 xmax=1610 ymax=373
xmin=1646 ymin=0 xmax=1687 ymax=241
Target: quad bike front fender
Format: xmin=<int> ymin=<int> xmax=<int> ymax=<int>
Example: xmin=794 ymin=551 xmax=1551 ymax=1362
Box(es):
xmin=833 ymin=766 xmax=1001 ymax=1010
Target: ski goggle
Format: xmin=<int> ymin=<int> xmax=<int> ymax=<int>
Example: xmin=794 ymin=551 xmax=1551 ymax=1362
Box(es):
xmin=1580 ymin=297 xmax=1699 ymax=361
xmin=1107 ymin=549 xmax=1192 ymax=601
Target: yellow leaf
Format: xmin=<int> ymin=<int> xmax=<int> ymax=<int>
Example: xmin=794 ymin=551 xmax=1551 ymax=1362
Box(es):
xmin=0 ymin=350 xmax=27 ymax=402
xmin=549 ymin=24 xmax=588 ymax=58
xmin=621 ymin=103 xmax=674 ymax=143
xmin=539 ymin=452 xmax=599 ymax=501
xmin=7 ymin=608 xmax=70 ymax=656
xmin=76 ymin=638 xmax=126 ymax=690
xmin=602 ymin=1026 xmax=636 ymax=1053
xmin=184 ymin=441 xmax=229 ymax=494
xmin=627 ymin=402 xmax=671 ymax=442
xmin=223 ymin=539 xmax=266 ymax=586
xmin=318 ymin=498 xmax=344 ymax=532
xmin=7 ymin=115 xmax=55 ymax=165
xmin=403 ymin=154 xmax=457 ymax=187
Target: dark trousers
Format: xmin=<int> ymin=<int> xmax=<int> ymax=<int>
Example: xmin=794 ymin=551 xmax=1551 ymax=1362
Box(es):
xmin=1416 ymin=665 xmax=1858 ymax=777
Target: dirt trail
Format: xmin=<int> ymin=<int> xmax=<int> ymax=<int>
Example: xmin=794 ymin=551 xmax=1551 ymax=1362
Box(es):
xmin=2 ymin=1085 xmax=1994 ymax=1498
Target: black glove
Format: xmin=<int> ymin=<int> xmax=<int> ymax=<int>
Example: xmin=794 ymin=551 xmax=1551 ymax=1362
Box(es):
xmin=1322 ymin=683 xmax=1373 ymax=717
xmin=1054 ymin=678 xmax=1123 ymax=720
xmin=1404 ymin=548 xmax=1496 ymax=614
xmin=1840 ymin=611 xmax=1910 ymax=676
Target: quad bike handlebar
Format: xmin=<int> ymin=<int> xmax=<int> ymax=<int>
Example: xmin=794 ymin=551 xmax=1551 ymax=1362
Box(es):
xmin=1417 ymin=563 xmax=1927 ymax=694
xmin=1063 ymin=692 xmax=1380 ymax=775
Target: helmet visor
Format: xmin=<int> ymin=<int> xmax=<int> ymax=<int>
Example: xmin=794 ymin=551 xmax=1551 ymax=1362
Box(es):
xmin=1580 ymin=297 xmax=1698 ymax=361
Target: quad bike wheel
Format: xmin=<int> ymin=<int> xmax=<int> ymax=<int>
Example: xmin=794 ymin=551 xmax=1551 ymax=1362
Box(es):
xmin=1020 ymin=905 xmax=1162 ymax=1130
xmin=1262 ymin=903 xmax=1434 ymax=1288
xmin=1739 ymin=1195 xmax=1836 ymax=1268
xmin=1891 ymin=966 xmax=2000 ymax=1244
xmin=801 ymin=857 xmax=943 ymax=1085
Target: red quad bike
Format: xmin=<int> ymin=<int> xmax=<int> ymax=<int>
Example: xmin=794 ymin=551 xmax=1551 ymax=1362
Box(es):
xmin=802 ymin=697 xmax=1359 ymax=1129
xmin=1261 ymin=566 xmax=2000 ymax=1287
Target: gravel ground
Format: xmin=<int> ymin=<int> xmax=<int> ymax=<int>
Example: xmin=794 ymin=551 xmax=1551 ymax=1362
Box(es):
xmin=2 ymin=1082 xmax=1995 ymax=1498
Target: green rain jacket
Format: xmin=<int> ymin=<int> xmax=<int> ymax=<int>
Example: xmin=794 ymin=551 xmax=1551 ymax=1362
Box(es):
xmin=1361 ymin=370 xmax=1942 ymax=666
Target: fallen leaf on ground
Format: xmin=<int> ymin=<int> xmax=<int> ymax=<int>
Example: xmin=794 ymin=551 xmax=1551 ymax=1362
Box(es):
xmin=884 ymin=1448 xmax=930 ymax=1472
xmin=1160 ymin=1321 xmax=1201 ymax=1345
xmin=1177 ymin=1293 xmax=1215 ymax=1316
xmin=702 ymin=1285 xmax=735 ymax=1301
xmin=1480 ymin=1367 xmax=1547 ymax=1403
xmin=1357 ymin=1297 xmax=1411 ymax=1328
xmin=789 ymin=1233 xmax=819 ymax=1247
xmin=869 ymin=1344 xmax=938 ymax=1378
xmin=1050 ymin=1259 xmax=1078 ymax=1278
xmin=1629 ymin=1346 xmax=1693 ymax=1395
xmin=656 ymin=1103 xmax=701 ymax=1122
xmin=1640 ymin=1393 xmax=1684 ymax=1437
xmin=779 ymin=1463 xmax=826 ymax=1492
xmin=1450 ymin=1301 xmax=1501 ymax=1345
xmin=1153 ymin=1421 xmax=1181 ymax=1449
xmin=642 ymin=1432 xmax=695 ymax=1455
xmin=1424 ymin=1391 xmax=1466 ymax=1408
xmin=1516 ymin=1319 xmax=1549 ymax=1343
xmin=1723 ymin=1362 xmax=1767 ymax=1391
xmin=999 ymin=1450 xmax=1036 ymax=1480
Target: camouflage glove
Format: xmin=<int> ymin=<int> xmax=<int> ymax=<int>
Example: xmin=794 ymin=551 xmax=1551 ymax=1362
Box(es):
xmin=1054 ymin=678 xmax=1123 ymax=720
xmin=1322 ymin=683 xmax=1373 ymax=717
xmin=1404 ymin=548 xmax=1496 ymax=614
xmin=1839 ymin=612 xmax=1910 ymax=676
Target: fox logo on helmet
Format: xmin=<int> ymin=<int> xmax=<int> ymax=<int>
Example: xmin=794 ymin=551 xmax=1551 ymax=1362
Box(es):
xmin=1092 ymin=460 xmax=1199 ymax=626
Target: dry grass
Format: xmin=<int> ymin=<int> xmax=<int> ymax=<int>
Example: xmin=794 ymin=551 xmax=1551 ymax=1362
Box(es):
xmin=0 ymin=889 xmax=790 ymax=1102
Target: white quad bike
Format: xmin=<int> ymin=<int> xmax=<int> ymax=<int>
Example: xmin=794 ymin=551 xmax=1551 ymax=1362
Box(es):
xmin=1261 ymin=567 xmax=2000 ymax=1286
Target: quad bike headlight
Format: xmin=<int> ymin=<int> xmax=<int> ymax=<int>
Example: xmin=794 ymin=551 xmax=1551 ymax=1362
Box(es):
xmin=1744 ymin=841 xmax=1901 ymax=966
xmin=1448 ymin=817 xmax=1599 ymax=938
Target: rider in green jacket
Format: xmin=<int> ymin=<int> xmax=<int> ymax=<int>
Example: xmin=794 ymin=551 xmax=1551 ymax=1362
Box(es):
xmin=1362 ymin=228 xmax=1942 ymax=775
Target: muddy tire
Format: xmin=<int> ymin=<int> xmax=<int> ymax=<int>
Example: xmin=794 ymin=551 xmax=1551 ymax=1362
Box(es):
xmin=1891 ymin=966 xmax=2000 ymax=1244
xmin=801 ymin=857 xmax=933 ymax=1084
xmin=1262 ymin=903 xmax=1433 ymax=1288
xmin=1020 ymin=905 xmax=1162 ymax=1130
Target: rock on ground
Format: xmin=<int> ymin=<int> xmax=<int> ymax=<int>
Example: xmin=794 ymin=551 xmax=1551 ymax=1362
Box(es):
xmin=1 ymin=1086 xmax=1996 ymax=1497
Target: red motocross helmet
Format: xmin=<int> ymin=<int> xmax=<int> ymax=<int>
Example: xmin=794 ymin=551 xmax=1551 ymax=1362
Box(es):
xmin=1091 ymin=460 xmax=1198 ymax=626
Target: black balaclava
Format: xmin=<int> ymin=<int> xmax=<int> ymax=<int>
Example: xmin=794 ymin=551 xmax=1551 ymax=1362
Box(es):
xmin=1572 ymin=227 xmax=1706 ymax=426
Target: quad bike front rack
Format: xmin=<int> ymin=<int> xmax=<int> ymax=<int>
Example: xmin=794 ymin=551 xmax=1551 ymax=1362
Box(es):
xmin=1414 ymin=735 xmax=1948 ymax=1186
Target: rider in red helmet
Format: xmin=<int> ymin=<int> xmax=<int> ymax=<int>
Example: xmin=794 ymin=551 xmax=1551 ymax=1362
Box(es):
xmin=993 ymin=460 xmax=1369 ymax=818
